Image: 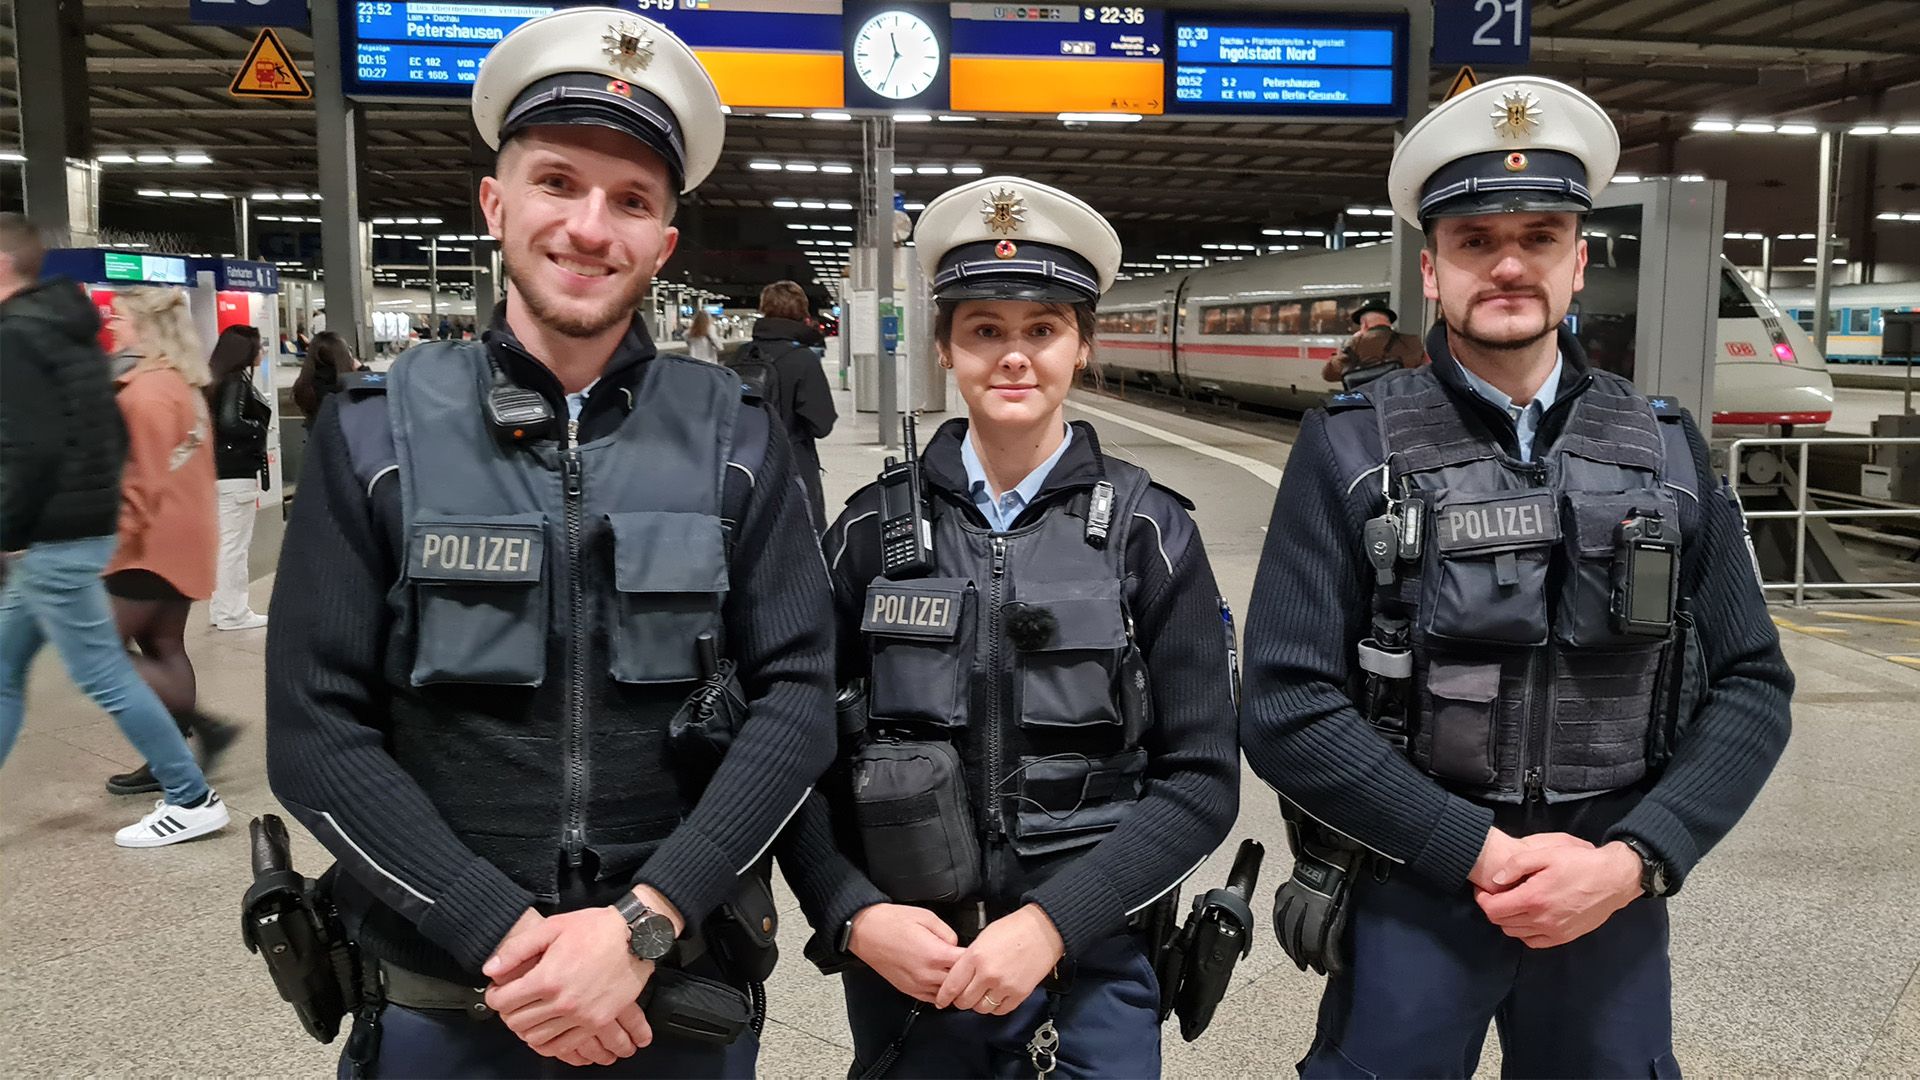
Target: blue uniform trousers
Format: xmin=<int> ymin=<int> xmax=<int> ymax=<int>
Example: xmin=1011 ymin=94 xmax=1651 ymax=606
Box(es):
xmin=338 ymin=1001 xmax=759 ymax=1079
xmin=843 ymin=931 xmax=1162 ymax=1079
xmin=1298 ymin=869 xmax=1679 ymax=1079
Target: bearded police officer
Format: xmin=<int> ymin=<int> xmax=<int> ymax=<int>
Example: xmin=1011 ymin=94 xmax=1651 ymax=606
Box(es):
xmin=265 ymin=10 xmax=833 ymax=1077
xmin=1242 ymin=76 xmax=1793 ymax=1077
xmin=777 ymin=177 xmax=1240 ymax=1076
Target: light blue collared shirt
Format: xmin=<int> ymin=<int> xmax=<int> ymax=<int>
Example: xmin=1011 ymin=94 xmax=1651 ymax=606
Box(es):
xmin=1458 ymin=354 xmax=1564 ymax=463
xmin=565 ymin=378 xmax=601 ymax=423
xmin=962 ymin=425 xmax=1074 ymax=533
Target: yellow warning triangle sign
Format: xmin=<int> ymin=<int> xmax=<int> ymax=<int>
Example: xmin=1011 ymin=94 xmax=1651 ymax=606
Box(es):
xmin=1444 ymin=65 xmax=1480 ymax=101
xmin=230 ymin=27 xmax=312 ymax=101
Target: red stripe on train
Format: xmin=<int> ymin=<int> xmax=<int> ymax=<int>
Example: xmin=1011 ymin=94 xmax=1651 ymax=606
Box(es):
xmin=1712 ymin=411 xmax=1832 ymax=425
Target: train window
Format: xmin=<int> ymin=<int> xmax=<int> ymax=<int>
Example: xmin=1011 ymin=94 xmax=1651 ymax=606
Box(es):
xmin=1308 ymin=299 xmax=1343 ymax=333
xmin=1791 ymin=310 xmax=1814 ymax=331
xmin=1850 ymin=308 xmax=1872 ymax=334
xmin=1273 ymin=302 xmax=1304 ymax=334
xmin=1249 ymin=303 xmax=1274 ymax=334
xmin=1717 ymin=271 xmax=1763 ymax=319
xmin=1224 ymin=306 xmax=1249 ymax=333
xmin=1829 ymin=310 xmax=1842 ymax=333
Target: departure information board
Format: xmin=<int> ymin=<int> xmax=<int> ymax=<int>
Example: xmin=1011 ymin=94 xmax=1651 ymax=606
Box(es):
xmin=342 ymin=3 xmax=1406 ymax=118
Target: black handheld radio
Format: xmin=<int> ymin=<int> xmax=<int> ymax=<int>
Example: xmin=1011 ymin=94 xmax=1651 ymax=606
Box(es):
xmin=877 ymin=414 xmax=934 ymax=579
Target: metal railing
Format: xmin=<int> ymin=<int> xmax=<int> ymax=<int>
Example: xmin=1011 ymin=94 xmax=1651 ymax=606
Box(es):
xmin=1727 ymin=436 xmax=1920 ymax=606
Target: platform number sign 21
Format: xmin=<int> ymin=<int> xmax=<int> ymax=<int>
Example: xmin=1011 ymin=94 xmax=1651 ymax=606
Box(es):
xmin=1433 ymin=0 xmax=1530 ymax=67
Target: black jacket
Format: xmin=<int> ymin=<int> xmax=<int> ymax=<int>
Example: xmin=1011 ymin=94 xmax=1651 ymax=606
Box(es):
xmin=1240 ymin=326 xmax=1793 ymax=894
xmin=266 ymin=315 xmax=838 ymax=980
xmin=1 ymin=278 xmax=126 ymax=550
xmin=744 ymin=317 xmax=836 ymax=443
xmin=211 ymin=370 xmax=273 ymax=481
xmin=778 ymin=419 xmax=1240 ymax=960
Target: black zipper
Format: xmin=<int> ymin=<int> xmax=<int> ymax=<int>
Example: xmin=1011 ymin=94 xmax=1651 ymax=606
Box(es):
xmin=985 ymin=534 xmax=1008 ymax=839
xmin=1519 ymin=457 xmax=1552 ymax=803
xmin=562 ymin=416 xmax=588 ymax=867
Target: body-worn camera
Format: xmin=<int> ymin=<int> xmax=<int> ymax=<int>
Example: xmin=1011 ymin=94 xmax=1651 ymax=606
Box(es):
xmin=1610 ymin=512 xmax=1678 ymax=638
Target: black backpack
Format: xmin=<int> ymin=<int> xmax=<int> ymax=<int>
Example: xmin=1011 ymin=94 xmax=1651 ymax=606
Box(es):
xmin=724 ymin=340 xmax=790 ymax=417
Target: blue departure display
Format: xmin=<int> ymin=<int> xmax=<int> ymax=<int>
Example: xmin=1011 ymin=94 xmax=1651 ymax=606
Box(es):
xmin=1165 ymin=17 xmax=1404 ymax=117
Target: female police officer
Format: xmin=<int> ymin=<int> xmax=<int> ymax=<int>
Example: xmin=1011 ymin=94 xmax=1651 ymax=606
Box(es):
xmin=776 ymin=177 xmax=1239 ymax=1077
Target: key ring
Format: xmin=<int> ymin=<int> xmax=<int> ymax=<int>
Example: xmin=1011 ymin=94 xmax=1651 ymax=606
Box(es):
xmin=1026 ymin=1018 xmax=1059 ymax=1080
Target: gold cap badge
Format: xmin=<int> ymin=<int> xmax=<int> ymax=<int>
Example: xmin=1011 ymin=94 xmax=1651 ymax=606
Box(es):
xmin=995 ymin=240 xmax=1018 ymax=259
xmin=981 ymin=188 xmax=1027 ymax=236
xmin=602 ymin=20 xmax=656 ymax=72
xmin=1491 ymin=89 xmax=1542 ymax=139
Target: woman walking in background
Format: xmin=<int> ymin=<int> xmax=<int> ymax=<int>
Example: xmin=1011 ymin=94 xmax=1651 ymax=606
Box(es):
xmin=685 ymin=308 xmax=722 ymax=362
xmin=292 ymin=330 xmax=358 ymax=430
xmin=206 ymin=324 xmax=272 ymax=632
xmin=99 ymin=287 xmax=238 ymax=798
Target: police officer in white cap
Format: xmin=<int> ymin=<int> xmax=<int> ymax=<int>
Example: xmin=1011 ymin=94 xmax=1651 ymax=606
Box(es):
xmin=266 ymin=9 xmax=834 ymax=1076
xmin=776 ymin=177 xmax=1239 ymax=1075
xmin=1241 ymin=76 xmax=1792 ymax=1075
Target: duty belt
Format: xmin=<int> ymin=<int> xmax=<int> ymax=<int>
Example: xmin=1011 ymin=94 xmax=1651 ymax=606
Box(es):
xmin=377 ymin=963 xmax=494 ymax=1019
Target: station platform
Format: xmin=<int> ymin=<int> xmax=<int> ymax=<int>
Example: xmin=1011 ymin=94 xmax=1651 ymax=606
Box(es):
xmin=3 ymin=364 xmax=1918 ymax=1077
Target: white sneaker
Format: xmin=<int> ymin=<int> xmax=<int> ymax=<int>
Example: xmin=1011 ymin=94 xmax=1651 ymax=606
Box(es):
xmin=115 ymin=792 xmax=230 ymax=848
xmin=213 ymin=612 xmax=269 ymax=631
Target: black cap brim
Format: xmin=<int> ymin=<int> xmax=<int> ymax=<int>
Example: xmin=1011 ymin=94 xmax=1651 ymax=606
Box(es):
xmin=1422 ymin=191 xmax=1590 ymax=222
xmin=501 ymin=75 xmax=687 ymax=190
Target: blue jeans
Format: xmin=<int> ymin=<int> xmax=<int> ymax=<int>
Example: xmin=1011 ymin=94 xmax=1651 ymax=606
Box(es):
xmin=843 ymin=931 xmax=1163 ymax=1079
xmin=0 ymin=536 xmax=209 ymax=806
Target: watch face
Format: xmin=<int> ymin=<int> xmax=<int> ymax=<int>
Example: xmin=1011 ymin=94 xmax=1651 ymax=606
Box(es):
xmin=853 ymin=11 xmax=941 ymax=100
xmin=628 ymin=911 xmax=676 ymax=961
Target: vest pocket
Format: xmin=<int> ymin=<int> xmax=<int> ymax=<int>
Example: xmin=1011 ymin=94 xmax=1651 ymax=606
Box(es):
xmin=1421 ymin=490 xmax=1557 ymax=647
xmin=406 ymin=512 xmax=548 ymax=687
xmin=1007 ymin=579 xmax=1131 ymax=733
xmin=1010 ymin=748 xmax=1148 ymax=857
xmin=864 ymin=578 xmax=975 ymax=731
xmin=607 ymin=511 xmax=730 ymax=684
xmin=1556 ymin=490 xmax=1680 ymax=647
xmin=1420 ymin=659 xmax=1500 ymax=785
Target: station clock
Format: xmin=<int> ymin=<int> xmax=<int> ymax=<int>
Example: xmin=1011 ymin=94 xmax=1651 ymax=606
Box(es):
xmin=852 ymin=10 xmax=943 ymax=100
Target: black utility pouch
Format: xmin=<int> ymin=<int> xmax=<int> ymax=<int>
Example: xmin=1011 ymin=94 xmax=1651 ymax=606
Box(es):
xmin=850 ymin=739 xmax=982 ymax=903
xmin=606 ymin=511 xmax=729 ymax=684
xmin=705 ymin=868 xmax=780 ymax=985
xmin=1008 ymin=579 xmax=1132 ymax=733
xmin=1420 ymin=490 xmax=1558 ymax=647
xmin=640 ymin=968 xmax=754 ymax=1046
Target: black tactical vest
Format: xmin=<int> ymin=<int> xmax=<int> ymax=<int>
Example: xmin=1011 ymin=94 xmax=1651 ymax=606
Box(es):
xmin=342 ymin=342 xmax=740 ymax=897
xmin=1327 ymin=365 xmax=1699 ymax=803
xmin=859 ymin=438 xmax=1157 ymax=906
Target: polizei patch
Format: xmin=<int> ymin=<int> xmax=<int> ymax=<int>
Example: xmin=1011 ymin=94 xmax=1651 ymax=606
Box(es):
xmin=408 ymin=522 xmax=544 ymax=582
xmin=1433 ymin=492 xmax=1560 ymax=553
xmin=861 ymin=581 xmax=966 ymax=639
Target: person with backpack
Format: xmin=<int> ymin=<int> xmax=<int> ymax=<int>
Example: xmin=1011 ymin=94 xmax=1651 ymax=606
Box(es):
xmin=729 ymin=280 xmax=836 ymax=530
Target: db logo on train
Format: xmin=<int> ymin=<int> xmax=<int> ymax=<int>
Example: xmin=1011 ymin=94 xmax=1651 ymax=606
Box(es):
xmin=1725 ymin=341 xmax=1759 ymax=358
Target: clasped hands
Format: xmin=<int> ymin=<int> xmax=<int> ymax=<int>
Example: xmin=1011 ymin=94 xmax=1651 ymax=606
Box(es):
xmin=1466 ymin=827 xmax=1646 ymax=950
xmin=479 ymin=885 xmax=684 ymax=1067
xmin=848 ymin=901 xmax=1065 ymax=1017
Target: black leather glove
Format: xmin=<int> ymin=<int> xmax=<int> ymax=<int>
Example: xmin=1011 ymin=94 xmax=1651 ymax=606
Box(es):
xmin=1272 ymin=848 xmax=1354 ymax=977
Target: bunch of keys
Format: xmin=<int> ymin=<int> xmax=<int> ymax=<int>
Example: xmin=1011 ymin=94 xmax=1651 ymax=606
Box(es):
xmin=1363 ymin=469 xmax=1423 ymax=588
xmin=1026 ymin=1018 xmax=1059 ymax=1079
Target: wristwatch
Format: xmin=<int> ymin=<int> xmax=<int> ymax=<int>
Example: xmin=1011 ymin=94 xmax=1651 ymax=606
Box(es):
xmin=614 ymin=892 xmax=677 ymax=961
xmin=1618 ymin=837 xmax=1670 ymax=898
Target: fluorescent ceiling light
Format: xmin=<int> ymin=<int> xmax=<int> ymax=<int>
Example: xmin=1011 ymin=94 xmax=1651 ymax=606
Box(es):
xmin=903 ymin=201 xmax=925 ymax=211
xmin=420 ymin=217 xmax=442 ymax=225
xmin=1776 ymin=124 xmax=1818 ymax=136
xmin=766 ymin=112 xmax=805 ymax=119
xmin=772 ymin=199 xmax=799 ymax=208
xmin=199 ymin=192 xmax=227 ymax=200
xmin=1059 ymin=112 xmax=1141 ymax=123
xmin=828 ymin=201 xmax=853 ymax=210
xmin=895 ymin=113 xmax=933 ymax=123
xmin=1613 ymin=174 xmax=1642 ymax=184
xmin=1877 ymin=211 xmax=1901 ymax=220
xmin=784 ymin=162 xmax=819 ymax=172
xmin=396 ymin=217 xmax=419 ymax=225
xmin=1733 ymin=122 xmax=1774 ymax=134
xmin=372 ymin=217 xmax=396 ymax=225
xmin=937 ymin=115 xmax=977 ymax=122
xmin=1678 ymin=174 xmax=1706 ymax=182
xmin=174 ymin=152 xmax=213 ymax=164
xmin=809 ymin=223 xmax=830 ymax=231
xmin=748 ymin=161 xmax=781 ymax=171
xmin=891 ymin=165 xmax=913 ymax=175
xmin=282 ymin=192 xmax=311 ymax=201
xmin=786 ymin=223 xmax=808 ymax=230
xmin=1691 ymin=120 xmax=1734 ymax=132
xmin=167 ymin=189 xmax=196 ymax=198
xmin=831 ymin=224 xmax=852 ymax=231
xmin=951 ymin=165 xmax=983 ymax=175
xmin=810 ymin=111 xmax=852 ymax=122
xmin=916 ymin=165 xmax=948 ymax=175
xmin=822 ymin=163 xmax=854 ymax=174
xmin=800 ymin=200 xmax=826 ymax=209
xmin=1891 ymin=125 xmax=1920 ymax=136
xmin=1905 ymin=213 xmax=1920 ymax=222
xmin=137 ymin=153 xmax=174 ymax=163
xmin=137 ymin=188 xmax=165 ymax=197
xmin=96 ymin=153 xmax=136 ymax=164
xmin=1849 ymin=125 xmax=1890 ymax=136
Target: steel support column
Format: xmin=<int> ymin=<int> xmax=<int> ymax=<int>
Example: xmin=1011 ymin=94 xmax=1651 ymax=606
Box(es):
xmin=16 ymin=0 xmax=93 ymax=241
xmin=1389 ymin=0 xmax=1433 ymax=327
xmin=1811 ymin=130 xmax=1839 ymax=359
xmin=311 ymin=0 xmax=371 ymax=358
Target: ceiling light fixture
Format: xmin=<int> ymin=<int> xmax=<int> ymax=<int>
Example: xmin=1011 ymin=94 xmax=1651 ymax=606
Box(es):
xmin=1691 ymin=120 xmax=1734 ymax=133
xmin=1775 ymin=124 xmax=1818 ymax=136
xmin=1733 ymin=122 xmax=1774 ymax=134
xmin=810 ymin=111 xmax=853 ymax=122
xmin=137 ymin=153 xmax=175 ymax=164
xmin=1849 ymin=125 xmax=1890 ymax=136
xmin=1058 ymin=112 xmax=1141 ymax=123
xmin=748 ymin=161 xmax=781 ymax=171
xmin=96 ymin=153 xmax=136 ymax=164
xmin=174 ymin=152 xmax=213 ymax=164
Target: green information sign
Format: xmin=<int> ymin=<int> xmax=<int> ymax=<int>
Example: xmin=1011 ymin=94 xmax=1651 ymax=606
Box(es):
xmin=103 ymin=252 xmax=144 ymax=281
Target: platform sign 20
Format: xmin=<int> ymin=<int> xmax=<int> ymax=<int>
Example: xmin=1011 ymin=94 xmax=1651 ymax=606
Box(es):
xmin=1432 ymin=0 xmax=1530 ymax=67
